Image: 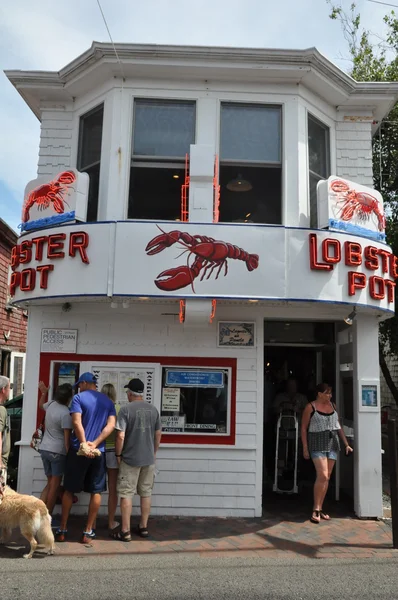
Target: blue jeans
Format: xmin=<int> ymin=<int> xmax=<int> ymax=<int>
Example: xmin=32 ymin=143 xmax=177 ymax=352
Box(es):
xmin=40 ymin=450 xmax=67 ymax=477
xmin=310 ymin=450 xmax=338 ymax=461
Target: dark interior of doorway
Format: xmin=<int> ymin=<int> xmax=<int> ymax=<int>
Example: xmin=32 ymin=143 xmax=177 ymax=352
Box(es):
xmin=262 ymin=343 xmax=353 ymax=516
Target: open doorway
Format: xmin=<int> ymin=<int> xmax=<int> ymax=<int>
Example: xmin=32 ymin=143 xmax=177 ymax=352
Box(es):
xmin=262 ymin=320 xmax=353 ymax=516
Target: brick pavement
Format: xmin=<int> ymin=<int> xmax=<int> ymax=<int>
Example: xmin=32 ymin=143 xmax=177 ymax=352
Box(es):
xmin=1 ymin=505 xmax=396 ymax=560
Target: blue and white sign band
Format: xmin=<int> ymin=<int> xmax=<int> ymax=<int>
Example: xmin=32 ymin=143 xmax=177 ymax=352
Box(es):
xmin=165 ymin=370 xmax=224 ymax=388
xmin=328 ymin=219 xmax=386 ymax=243
xmin=20 ymin=211 xmax=76 ymax=232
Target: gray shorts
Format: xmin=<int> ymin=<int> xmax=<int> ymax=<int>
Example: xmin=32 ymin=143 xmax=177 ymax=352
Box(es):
xmin=106 ymin=449 xmax=119 ymax=470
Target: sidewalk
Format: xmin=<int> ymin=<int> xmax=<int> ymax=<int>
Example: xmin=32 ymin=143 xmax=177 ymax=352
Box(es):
xmin=1 ymin=509 xmax=396 ymax=560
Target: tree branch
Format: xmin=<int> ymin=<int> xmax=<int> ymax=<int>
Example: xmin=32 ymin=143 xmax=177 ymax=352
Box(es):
xmin=379 ymin=342 xmax=398 ymax=405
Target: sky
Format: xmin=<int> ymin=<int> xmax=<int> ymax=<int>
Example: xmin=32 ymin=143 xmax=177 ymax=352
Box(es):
xmin=0 ymin=0 xmax=393 ymax=234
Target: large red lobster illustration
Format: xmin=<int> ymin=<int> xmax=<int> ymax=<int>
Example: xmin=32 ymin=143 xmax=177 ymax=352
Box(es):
xmin=22 ymin=171 xmax=76 ymax=223
xmin=330 ymin=179 xmax=385 ymax=232
xmin=145 ymin=227 xmax=259 ymax=292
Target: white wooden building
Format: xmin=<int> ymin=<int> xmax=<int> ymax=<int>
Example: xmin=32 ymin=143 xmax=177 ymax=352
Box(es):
xmin=5 ymin=43 xmax=398 ymax=518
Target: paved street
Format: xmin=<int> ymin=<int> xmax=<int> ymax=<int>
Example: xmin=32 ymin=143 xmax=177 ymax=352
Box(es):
xmin=2 ymin=498 xmax=398 ymax=598
xmin=2 ymin=553 xmax=398 ymax=600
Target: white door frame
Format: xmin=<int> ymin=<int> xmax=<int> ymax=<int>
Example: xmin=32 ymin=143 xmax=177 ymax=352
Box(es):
xmin=334 ymin=325 xmax=354 ymax=502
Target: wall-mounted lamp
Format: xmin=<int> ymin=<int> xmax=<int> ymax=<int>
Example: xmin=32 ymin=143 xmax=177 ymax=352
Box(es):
xmin=110 ymin=301 xmax=118 ymax=309
xmin=344 ymin=308 xmax=357 ymax=326
xmin=122 ymin=301 xmax=130 ymax=309
xmin=62 ymin=302 xmax=72 ymax=312
xmin=226 ymin=173 xmax=252 ymax=192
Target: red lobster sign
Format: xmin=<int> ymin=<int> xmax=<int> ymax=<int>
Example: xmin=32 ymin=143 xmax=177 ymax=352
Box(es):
xmin=145 ymin=227 xmax=259 ymax=292
xmin=331 ymin=179 xmax=385 ymax=232
xmin=22 ymin=171 xmax=76 ymax=223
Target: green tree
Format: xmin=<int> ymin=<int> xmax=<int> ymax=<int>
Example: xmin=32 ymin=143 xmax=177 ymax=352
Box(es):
xmin=328 ymin=2 xmax=398 ymax=403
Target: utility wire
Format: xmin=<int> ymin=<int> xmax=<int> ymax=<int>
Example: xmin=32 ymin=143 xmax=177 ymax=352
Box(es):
xmin=96 ymin=0 xmax=125 ymax=79
xmin=366 ymin=0 xmax=398 ymax=8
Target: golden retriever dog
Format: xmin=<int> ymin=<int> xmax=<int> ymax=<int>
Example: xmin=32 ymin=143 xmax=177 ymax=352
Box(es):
xmin=0 ymin=483 xmax=55 ymax=558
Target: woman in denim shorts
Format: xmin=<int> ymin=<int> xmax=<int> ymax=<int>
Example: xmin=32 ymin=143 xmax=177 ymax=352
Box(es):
xmin=301 ymin=383 xmax=353 ymax=524
xmin=38 ymin=382 xmax=73 ymax=515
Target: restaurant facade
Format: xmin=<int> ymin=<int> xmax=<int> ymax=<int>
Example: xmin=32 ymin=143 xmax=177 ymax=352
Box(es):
xmin=6 ymin=43 xmax=398 ymax=517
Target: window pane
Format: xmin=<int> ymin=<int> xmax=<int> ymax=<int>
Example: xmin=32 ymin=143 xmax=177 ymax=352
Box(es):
xmin=308 ymin=115 xmax=329 ymax=177
xmin=128 ymin=165 xmax=184 ymax=220
xmin=161 ymin=368 xmax=229 ymax=435
xmin=133 ymin=99 xmax=195 ymax=158
xmin=78 ymin=105 xmax=104 ymax=169
xmin=77 ymin=105 xmax=104 ymax=222
xmin=52 ymin=363 xmax=80 ymax=390
xmin=85 ymin=163 xmax=101 ymax=222
xmin=309 ymin=172 xmax=321 ymax=228
xmin=220 ymin=103 xmax=281 ymax=162
xmin=12 ymin=357 xmax=23 ymax=396
xmin=219 ymin=165 xmax=282 ymax=224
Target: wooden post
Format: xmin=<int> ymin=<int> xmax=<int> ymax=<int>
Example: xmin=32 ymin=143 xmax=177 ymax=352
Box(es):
xmin=388 ymin=419 xmax=398 ymax=548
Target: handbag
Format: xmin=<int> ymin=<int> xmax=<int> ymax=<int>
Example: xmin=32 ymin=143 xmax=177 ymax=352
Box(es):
xmin=30 ymin=417 xmax=45 ymax=452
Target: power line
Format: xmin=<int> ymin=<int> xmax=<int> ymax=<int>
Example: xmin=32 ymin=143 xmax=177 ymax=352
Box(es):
xmin=96 ymin=0 xmax=125 ymax=79
xmin=366 ymin=0 xmax=398 ymax=8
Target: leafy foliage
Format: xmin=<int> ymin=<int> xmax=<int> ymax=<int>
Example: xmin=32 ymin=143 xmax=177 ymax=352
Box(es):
xmin=328 ymin=2 xmax=398 ymax=400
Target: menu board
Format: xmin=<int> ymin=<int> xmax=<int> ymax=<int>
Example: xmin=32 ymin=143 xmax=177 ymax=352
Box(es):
xmin=91 ymin=365 xmax=157 ymax=406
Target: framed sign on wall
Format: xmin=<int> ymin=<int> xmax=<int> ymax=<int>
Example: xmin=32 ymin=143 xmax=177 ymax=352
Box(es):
xmin=217 ymin=321 xmax=256 ymax=347
xmin=359 ymin=380 xmax=380 ymax=413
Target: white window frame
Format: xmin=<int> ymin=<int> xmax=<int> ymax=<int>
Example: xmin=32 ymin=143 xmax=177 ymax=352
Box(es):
xmin=127 ymin=96 xmax=197 ymax=221
xmin=9 ymin=352 xmax=26 ymax=399
xmin=215 ymin=95 xmax=288 ymax=225
xmin=307 ymin=111 xmax=332 ymax=229
xmin=160 ymin=364 xmax=232 ymax=438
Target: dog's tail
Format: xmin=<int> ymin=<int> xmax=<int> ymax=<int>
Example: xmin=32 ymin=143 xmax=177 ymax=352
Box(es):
xmin=36 ymin=504 xmax=55 ymax=552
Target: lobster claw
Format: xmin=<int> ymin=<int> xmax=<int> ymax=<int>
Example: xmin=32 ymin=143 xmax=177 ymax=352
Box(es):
xmin=57 ymin=171 xmax=76 ymax=185
xmin=145 ymin=230 xmax=181 ymax=255
xmin=154 ymin=266 xmax=194 ymax=291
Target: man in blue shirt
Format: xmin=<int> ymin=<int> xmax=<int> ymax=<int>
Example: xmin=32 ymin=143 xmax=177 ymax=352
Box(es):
xmin=55 ymin=372 xmax=116 ymax=544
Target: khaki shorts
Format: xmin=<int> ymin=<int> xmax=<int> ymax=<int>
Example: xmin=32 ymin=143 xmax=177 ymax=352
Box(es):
xmin=117 ymin=461 xmax=155 ymax=498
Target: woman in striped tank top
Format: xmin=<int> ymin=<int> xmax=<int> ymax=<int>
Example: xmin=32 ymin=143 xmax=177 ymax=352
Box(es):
xmin=301 ymin=383 xmax=353 ymax=524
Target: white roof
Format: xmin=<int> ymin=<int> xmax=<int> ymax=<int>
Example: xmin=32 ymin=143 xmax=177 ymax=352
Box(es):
xmin=5 ymin=42 xmax=398 ymax=129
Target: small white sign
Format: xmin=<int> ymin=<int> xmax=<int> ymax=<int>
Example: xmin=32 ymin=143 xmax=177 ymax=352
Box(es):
xmin=41 ymin=329 xmax=77 ymax=353
xmin=317 ymin=176 xmax=385 ymax=242
xmin=162 ymin=387 xmax=180 ymax=412
xmin=21 ymin=169 xmax=89 ymax=232
xmin=161 ymin=415 xmax=185 ymax=431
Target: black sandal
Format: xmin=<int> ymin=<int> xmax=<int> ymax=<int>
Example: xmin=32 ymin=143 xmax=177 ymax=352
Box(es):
xmin=111 ymin=530 xmax=131 ymax=542
xmin=136 ymin=526 xmax=149 ymax=538
xmin=310 ymin=510 xmax=321 ymax=524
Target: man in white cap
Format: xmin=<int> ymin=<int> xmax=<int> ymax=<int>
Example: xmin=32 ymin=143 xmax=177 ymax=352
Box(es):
xmin=113 ymin=378 xmax=161 ymax=541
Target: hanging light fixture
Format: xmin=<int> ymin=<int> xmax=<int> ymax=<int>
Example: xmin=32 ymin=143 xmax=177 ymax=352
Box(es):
xmin=226 ymin=173 xmax=252 ymax=192
xmin=344 ymin=308 xmax=357 ymax=326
